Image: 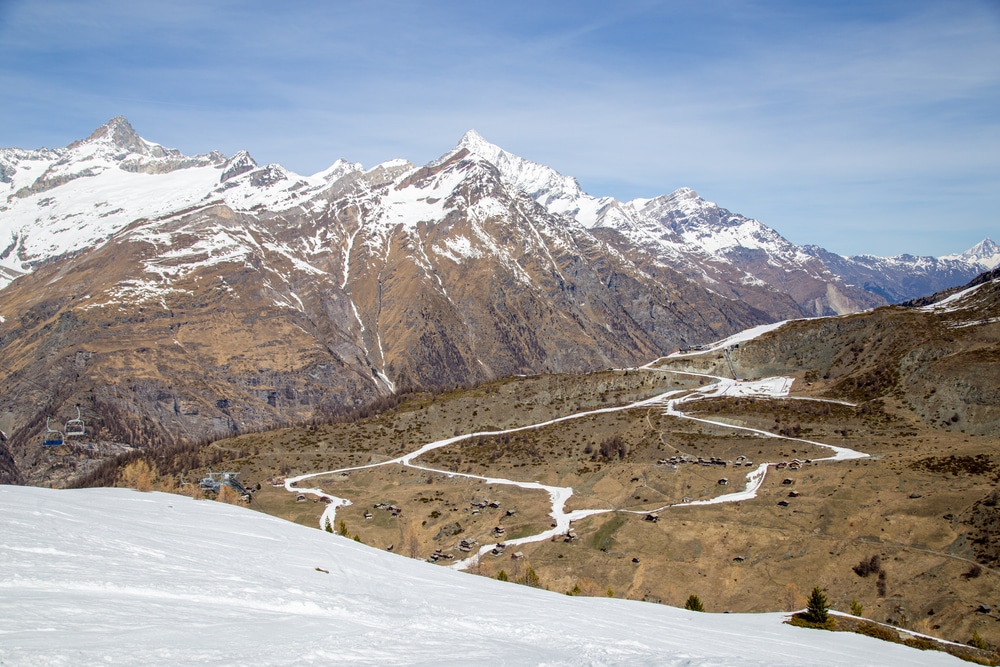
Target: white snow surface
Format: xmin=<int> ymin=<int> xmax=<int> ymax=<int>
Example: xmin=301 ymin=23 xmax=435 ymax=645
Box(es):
xmin=920 ymin=276 xmax=998 ymax=313
xmin=665 ymin=320 xmax=793 ymax=356
xmin=0 ymin=485 xmax=963 ymax=666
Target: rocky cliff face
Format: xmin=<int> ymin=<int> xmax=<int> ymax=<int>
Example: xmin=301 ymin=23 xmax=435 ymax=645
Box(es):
xmin=0 ymin=118 xmax=992 ymax=484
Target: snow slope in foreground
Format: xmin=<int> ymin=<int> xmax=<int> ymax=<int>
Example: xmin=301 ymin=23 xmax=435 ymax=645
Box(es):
xmin=0 ymin=486 xmax=963 ymax=666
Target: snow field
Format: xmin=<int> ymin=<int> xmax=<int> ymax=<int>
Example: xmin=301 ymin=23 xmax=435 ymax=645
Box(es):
xmin=0 ymin=485 xmax=965 ymax=666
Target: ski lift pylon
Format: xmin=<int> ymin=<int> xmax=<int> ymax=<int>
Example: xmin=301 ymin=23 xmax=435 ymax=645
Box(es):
xmin=65 ymin=405 xmax=85 ymax=437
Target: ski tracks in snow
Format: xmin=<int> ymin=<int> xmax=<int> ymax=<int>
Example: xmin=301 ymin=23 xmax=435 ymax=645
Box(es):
xmin=286 ymin=367 xmax=868 ymax=569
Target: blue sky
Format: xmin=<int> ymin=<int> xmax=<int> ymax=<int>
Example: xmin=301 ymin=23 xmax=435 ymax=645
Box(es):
xmin=1 ymin=0 xmax=997 ymax=257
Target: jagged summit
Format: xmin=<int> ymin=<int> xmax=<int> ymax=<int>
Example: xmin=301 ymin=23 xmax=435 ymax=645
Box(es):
xmin=666 ymin=186 xmax=701 ymax=202
xmin=633 ymin=187 xmax=706 ymax=214
xmin=456 ymin=128 xmax=495 ymax=155
xmin=943 ymin=238 xmax=1000 ymax=270
xmin=313 ymin=157 xmax=364 ymax=182
xmin=76 ymin=116 xmax=140 ymax=147
xmin=69 ymin=116 xmax=173 ymax=159
xmin=443 ymin=129 xmax=605 ymax=224
xmin=429 ymin=129 xmax=501 ymax=168
xmin=220 ymin=149 xmax=258 ymax=183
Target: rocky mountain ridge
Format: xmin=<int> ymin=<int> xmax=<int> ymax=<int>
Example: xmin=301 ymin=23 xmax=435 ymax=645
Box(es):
xmin=442 ymin=131 xmax=991 ymax=315
xmin=1 ymin=119 xmax=991 ymax=303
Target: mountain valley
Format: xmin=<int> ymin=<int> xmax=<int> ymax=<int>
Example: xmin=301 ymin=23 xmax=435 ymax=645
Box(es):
xmin=2 ymin=117 xmax=999 ymax=654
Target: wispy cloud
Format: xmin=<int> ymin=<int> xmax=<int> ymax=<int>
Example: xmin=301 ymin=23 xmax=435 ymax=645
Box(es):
xmin=1 ymin=0 xmax=997 ymax=256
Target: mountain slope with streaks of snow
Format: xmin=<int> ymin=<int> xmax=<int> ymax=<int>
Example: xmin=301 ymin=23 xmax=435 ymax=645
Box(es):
xmin=0 ymin=117 xmax=993 ymax=487
xmin=448 ymin=132 xmax=990 ymax=312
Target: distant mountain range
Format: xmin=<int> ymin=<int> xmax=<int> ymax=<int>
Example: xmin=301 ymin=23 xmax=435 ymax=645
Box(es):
xmin=2 ymin=118 xmax=994 ymax=301
xmin=0 ymin=117 xmax=994 ymax=484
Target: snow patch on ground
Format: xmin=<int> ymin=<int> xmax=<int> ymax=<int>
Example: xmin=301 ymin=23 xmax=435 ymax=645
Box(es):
xmin=920 ymin=280 xmax=994 ymax=313
xmin=433 ymin=235 xmax=482 ymax=263
xmin=664 ymin=320 xmax=793 ymax=357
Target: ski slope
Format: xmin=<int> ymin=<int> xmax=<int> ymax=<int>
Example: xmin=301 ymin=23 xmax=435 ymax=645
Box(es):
xmin=0 ymin=485 xmax=965 ymax=666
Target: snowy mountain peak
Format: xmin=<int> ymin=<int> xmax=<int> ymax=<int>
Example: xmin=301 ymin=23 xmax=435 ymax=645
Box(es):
xmin=440 ymin=129 xmax=607 ymax=223
xmin=78 ymin=116 xmax=139 ymax=147
xmin=312 ymin=158 xmax=363 ymax=182
xmin=943 ymin=238 xmax=1000 ymax=270
xmin=436 ymin=129 xmax=504 ymax=169
xmin=633 ymin=187 xmax=717 ymax=224
xmin=69 ymin=116 xmax=172 ymax=159
xmin=456 ymin=128 xmax=495 ymax=155
xmin=663 ymin=187 xmax=708 ymax=208
xmin=219 ymin=150 xmax=258 ymax=183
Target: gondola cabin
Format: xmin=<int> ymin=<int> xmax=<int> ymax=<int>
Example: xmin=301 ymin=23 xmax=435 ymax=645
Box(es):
xmin=64 ymin=406 xmax=85 ymax=437
xmin=43 ymin=418 xmax=64 ymax=447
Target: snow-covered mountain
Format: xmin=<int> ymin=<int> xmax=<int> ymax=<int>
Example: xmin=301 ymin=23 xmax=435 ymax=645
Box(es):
xmin=1 ymin=119 xmax=990 ymax=302
xmin=445 ymin=130 xmax=989 ymax=314
xmin=0 ymin=485 xmax=967 ymax=666
xmin=941 ymin=238 xmax=1000 ymax=270
xmin=0 ymin=118 xmax=992 ymax=485
xmin=0 ymin=117 xmax=366 ymax=284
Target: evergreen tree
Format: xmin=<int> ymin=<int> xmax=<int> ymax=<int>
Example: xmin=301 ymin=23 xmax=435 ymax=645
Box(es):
xmin=684 ymin=594 xmax=705 ymax=612
xmin=805 ymin=586 xmax=829 ymax=623
xmin=496 ymin=570 xmax=508 ymax=582
xmin=521 ymin=565 xmax=541 ymax=588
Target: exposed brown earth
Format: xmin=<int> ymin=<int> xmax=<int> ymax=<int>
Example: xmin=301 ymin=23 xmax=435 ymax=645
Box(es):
xmin=69 ymin=274 xmax=1000 ymax=654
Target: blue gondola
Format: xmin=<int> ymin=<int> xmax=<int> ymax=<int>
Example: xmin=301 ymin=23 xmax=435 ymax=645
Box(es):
xmin=43 ymin=418 xmax=64 ymax=447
